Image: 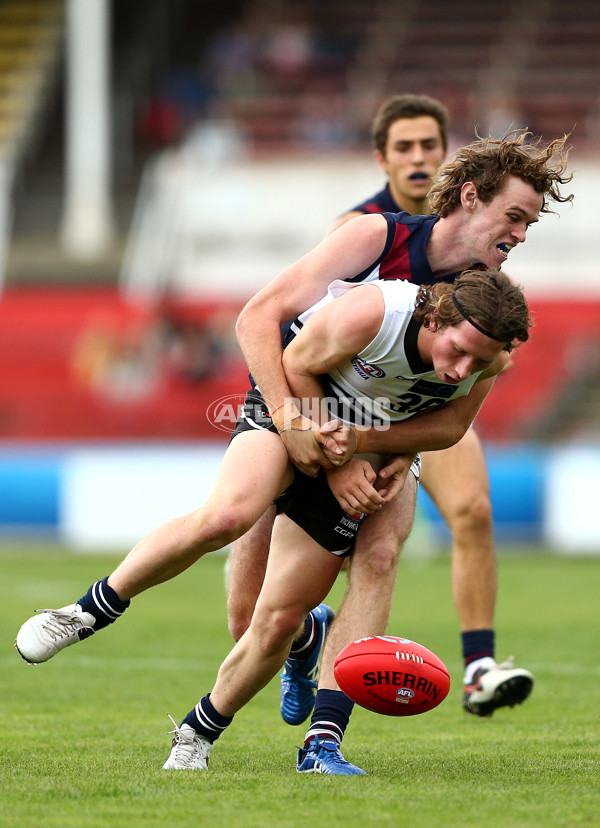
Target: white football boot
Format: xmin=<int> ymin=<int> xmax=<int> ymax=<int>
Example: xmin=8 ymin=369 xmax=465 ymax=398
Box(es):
xmin=463 ymin=656 xmax=534 ymax=716
xmin=163 ymin=715 xmax=212 ymax=770
xmin=15 ymin=604 xmax=96 ymax=664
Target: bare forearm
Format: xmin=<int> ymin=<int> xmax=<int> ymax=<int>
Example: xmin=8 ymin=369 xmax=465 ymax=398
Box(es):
xmin=359 ymin=379 xmax=494 ymax=455
xmin=284 ymin=369 xmax=327 ymax=424
xmin=235 ymin=217 xmax=388 ymax=411
xmin=364 ymin=411 xmax=467 ymax=454
xmin=236 ymin=305 xmax=292 ymax=412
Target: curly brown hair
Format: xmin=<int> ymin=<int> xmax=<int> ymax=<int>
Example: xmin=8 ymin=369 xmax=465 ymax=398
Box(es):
xmin=371 ymin=94 xmax=449 ymax=155
xmin=414 ymin=269 xmax=532 ymax=352
xmin=428 ymin=129 xmax=572 ymax=217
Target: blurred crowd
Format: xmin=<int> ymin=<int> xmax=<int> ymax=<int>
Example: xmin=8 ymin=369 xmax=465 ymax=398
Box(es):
xmin=133 ymin=0 xmax=600 ymax=157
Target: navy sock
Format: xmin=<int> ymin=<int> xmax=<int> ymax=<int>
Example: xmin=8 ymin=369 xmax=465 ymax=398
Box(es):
xmin=183 ymin=694 xmax=234 ymax=743
xmin=304 ymin=688 xmax=354 ymax=746
xmin=77 ymin=577 xmax=130 ymax=631
xmin=461 ymin=629 xmax=495 ymax=667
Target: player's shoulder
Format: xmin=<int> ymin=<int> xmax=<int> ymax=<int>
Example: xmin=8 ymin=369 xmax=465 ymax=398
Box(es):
xmin=350 ymin=185 xmax=396 ymax=214
xmin=390 ymin=210 xmax=439 ymax=229
xmin=373 ymin=276 xmax=420 ymax=305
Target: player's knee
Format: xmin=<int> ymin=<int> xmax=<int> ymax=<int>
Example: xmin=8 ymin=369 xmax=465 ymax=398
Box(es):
xmin=351 ymin=538 xmax=401 ymax=580
xmin=255 ymin=607 xmax=305 ymax=656
xmin=200 ymin=504 xmax=255 ymax=549
xmin=227 ymin=604 xmax=253 ymax=643
xmin=448 ymin=490 xmax=493 ymax=537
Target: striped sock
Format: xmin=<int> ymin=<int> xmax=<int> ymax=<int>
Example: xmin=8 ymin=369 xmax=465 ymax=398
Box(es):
xmin=461 ymin=629 xmax=495 ymax=667
xmin=77 ymin=577 xmax=130 ymax=631
xmin=183 ymin=695 xmax=234 ymax=743
xmin=304 ymin=688 xmax=354 ymax=747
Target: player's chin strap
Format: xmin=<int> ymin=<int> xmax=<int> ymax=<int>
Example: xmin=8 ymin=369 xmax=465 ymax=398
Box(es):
xmin=451 ymin=293 xmax=506 ymax=342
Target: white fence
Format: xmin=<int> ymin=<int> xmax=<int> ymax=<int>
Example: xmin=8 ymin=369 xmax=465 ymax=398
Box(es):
xmin=120 ymin=142 xmax=600 ymax=303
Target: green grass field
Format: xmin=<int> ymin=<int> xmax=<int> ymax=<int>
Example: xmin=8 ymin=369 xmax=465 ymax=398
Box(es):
xmin=1 ymin=544 xmax=598 ymax=828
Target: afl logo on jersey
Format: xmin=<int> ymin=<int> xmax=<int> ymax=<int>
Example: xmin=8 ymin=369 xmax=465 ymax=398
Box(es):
xmin=352 ymin=357 xmax=386 ymax=380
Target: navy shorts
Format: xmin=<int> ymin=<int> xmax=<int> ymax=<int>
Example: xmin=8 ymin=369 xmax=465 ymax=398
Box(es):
xmin=231 ymin=389 xmax=366 ymax=554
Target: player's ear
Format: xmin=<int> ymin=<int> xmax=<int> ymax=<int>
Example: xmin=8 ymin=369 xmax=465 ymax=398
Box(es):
xmin=426 ymin=313 xmax=439 ymax=332
xmin=374 ymin=149 xmax=387 ymax=172
xmin=460 ymin=182 xmax=478 ymax=211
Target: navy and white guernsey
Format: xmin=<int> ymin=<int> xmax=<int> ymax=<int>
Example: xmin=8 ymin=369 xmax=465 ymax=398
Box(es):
xmin=294 ymin=279 xmax=483 ymax=428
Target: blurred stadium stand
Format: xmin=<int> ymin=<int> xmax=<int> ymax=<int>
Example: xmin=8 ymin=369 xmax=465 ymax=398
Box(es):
xmin=0 ymin=0 xmax=62 ymax=287
xmin=0 ymin=0 xmax=599 ymax=444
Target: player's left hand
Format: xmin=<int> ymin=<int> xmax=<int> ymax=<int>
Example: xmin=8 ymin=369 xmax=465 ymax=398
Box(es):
xmin=326 ymin=458 xmax=385 ymax=518
xmin=375 ymin=454 xmax=416 ymax=501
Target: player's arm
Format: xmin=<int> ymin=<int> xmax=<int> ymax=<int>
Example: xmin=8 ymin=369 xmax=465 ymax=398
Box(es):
xmin=282 ymin=283 xmax=389 ymax=513
xmin=363 ymin=377 xmax=494 ymax=456
xmin=282 ymin=283 xmax=385 ymax=416
xmin=326 ymin=210 xmax=363 ymax=235
xmin=353 ymin=351 xmax=510 ymax=458
xmin=235 ymin=213 xmax=388 ymax=474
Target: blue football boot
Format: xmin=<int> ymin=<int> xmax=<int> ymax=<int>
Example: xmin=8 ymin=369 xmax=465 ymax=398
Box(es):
xmin=280 ymin=603 xmax=335 ymax=725
xmin=296 ymin=737 xmax=366 ymax=776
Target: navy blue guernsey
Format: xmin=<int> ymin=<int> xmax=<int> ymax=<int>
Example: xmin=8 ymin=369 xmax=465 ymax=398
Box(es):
xmin=344 ymin=185 xmax=458 ymax=286
xmin=252 ymin=196 xmax=461 ymax=384
xmin=344 ymin=211 xmax=457 ymax=288
xmin=282 ymin=211 xmax=458 ymax=349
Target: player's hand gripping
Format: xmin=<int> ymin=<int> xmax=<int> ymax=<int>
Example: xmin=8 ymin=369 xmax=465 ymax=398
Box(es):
xmin=318 ymin=419 xmax=368 ymax=466
xmin=272 ymin=401 xmax=337 ymax=476
xmin=326 ymin=458 xmax=386 ymax=518
xmin=375 ymin=454 xmax=416 ymax=500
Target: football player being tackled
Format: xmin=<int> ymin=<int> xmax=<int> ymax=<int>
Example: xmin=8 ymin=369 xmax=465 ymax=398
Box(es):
xmin=152 ymin=269 xmax=531 ymax=772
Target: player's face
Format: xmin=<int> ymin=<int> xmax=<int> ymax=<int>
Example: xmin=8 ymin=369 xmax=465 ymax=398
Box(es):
xmin=464 ymin=175 xmax=543 ymax=269
xmin=428 ymin=320 xmax=503 ymax=384
xmin=375 ymin=116 xmax=446 ymax=210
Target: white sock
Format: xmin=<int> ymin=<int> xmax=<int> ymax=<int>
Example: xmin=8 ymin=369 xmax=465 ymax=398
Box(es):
xmin=464 ymin=656 xmax=496 ymax=685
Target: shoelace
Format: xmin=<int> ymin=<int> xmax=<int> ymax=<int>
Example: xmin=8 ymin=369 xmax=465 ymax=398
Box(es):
xmin=34 ymin=608 xmax=91 ymax=642
xmin=166 ymin=714 xmax=198 ymax=766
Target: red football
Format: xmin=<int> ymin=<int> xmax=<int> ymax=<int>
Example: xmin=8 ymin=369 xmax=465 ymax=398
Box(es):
xmin=334 ymin=635 xmax=450 ymax=716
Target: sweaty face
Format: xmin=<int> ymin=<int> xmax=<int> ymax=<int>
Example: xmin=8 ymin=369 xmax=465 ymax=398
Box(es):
xmin=428 ymin=320 xmax=504 ymax=384
xmin=376 ymin=116 xmax=446 ymax=212
xmin=465 ymin=175 xmax=544 ymax=269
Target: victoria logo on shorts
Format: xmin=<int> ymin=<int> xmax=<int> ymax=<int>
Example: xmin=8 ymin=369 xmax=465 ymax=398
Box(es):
xmin=351 ymin=357 xmax=385 ymax=379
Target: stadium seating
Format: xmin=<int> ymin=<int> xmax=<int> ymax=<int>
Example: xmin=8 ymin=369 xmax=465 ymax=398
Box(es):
xmin=195 ymin=0 xmax=600 ymax=149
xmin=0 ymin=286 xmax=247 ymax=439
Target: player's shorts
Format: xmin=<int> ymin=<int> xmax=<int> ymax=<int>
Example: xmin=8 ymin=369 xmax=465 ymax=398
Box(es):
xmin=231 ymin=389 xmax=420 ymax=555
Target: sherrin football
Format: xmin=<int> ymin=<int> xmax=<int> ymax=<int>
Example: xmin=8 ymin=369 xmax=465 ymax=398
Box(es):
xmin=334 ymin=635 xmax=450 ymax=716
